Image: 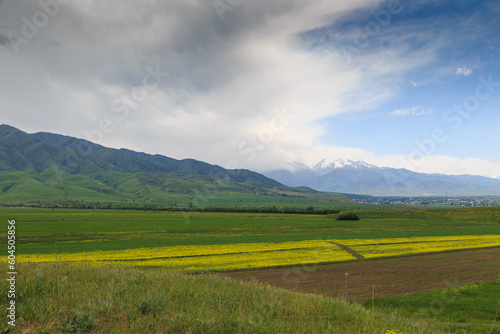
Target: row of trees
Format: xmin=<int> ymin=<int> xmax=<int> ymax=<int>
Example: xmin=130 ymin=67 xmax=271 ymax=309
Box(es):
xmin=0 ymin=202 xmax=342 ymax=215
xmin=168 ymin=206 xmax=341 ymax=215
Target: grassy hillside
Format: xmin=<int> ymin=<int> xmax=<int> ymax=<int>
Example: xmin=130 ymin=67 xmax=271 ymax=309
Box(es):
xmin=0 ymin=170 xmax=356 ymax=209
xmin=0 ymin=262 xmax=446 ymax=334
xmin=3 ymin=124 xmax=351 ymax=209
xmin=0 ymin=171 xmax=130 ymax=203
xmin=0 ymin=124 xmax=282 ymax=187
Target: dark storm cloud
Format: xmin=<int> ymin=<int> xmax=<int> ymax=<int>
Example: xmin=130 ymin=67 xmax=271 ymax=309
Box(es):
xmin=0 ymin=0 xmax=499 ymax=175
xmin=0 ymin=33 xmax=9 ymax=46
xmin=0 ymin=25 xmax=12 ymax=47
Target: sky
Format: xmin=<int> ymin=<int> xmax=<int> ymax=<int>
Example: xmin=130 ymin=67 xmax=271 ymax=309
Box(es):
xmin=1 ymin=0 xmax=500 ymax=177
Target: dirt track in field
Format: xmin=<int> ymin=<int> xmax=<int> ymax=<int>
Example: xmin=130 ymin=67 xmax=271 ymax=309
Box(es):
xmin=222 ymin=247 xmax=500 ymax=301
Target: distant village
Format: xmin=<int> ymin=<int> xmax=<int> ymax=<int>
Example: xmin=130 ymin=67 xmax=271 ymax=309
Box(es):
xmin=355 ymin=196 xmax=500 ymax=207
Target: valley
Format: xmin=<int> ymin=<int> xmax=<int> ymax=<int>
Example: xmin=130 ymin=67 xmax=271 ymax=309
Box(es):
xmin=1 ymin=125 xmax=500 ymax=333
xmin=2 ymin=207 xmax=499 ymax=332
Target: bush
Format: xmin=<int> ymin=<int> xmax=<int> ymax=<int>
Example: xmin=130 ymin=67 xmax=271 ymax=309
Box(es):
xmin=335 ymin=212 xmax=360 ymax=221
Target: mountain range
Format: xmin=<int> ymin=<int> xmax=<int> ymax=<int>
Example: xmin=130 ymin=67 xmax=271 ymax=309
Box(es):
xmin=0 ymin=124 xmax=346 ymax=206
xmin=262 ymin=159 xmax=500 ymax=196
xmin=1 ymin=124 xmax=499 ymax=202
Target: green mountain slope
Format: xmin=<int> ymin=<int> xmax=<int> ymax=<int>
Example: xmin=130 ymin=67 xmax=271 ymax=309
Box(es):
xmin=30 ymin=129 xmax=280 ymax=186
xmin=0 ymin=125 xmax=351 ymax=207
xmin=0 ymin=124 xmax=280 ymax=185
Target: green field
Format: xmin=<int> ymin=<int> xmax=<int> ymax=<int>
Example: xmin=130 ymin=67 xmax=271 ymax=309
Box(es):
xmin=1 ymin=207 xmax=500 ymax=333
xmin=3 ymin=207 xmax=500 ymax=258
xmin=0 ymin=262 xmax=450 ymax=334
xmin=364 ymin=280 xmax=500 ymax=333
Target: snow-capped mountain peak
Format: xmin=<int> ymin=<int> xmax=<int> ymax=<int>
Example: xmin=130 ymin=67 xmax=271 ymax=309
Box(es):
xmin=309 ymin=158 xmax=376 ymax=172
xmin=262 ymin=158 xmax=500 ymax=196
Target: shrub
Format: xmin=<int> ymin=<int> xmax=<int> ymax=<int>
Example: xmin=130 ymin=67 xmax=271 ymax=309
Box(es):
xmin=335 ymin=212 xmax=360 ymax=221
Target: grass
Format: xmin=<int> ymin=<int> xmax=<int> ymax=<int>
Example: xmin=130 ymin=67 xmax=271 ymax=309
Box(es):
xmin=0 ymin=170 xmax=368 ymax=209
xmin=1 ymin=207 xmax=499 ymax=332
xmin=15 ymin=235 xmax=500 ymax=272
xmin=223 ymin=247 xmax=500 ymax=308
xmin=3 ymin=207 xmax=499 ymax=258
xmin=17 ymin=240 xmax=357 ymax=272
xmin=0 ymin=262 xmax=447 ymax=334
xmin=363 ymin=280 xmax=500 ymax=333
xmin=336 ymin=235 xmax=500 ymax=259
xmin=223 ymin=247 xmax=500 ymax=333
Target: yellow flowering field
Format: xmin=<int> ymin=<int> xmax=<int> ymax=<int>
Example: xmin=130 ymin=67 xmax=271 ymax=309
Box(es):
xmin=117 ymin=246 xmax=355 ymax=271
xmin=17 ymin=240 xmax=355 ymax=271
xmin=332 ymin=235 xmax=500 ymax=259
xmin=15 ymin=235 xmax=499 ymax=271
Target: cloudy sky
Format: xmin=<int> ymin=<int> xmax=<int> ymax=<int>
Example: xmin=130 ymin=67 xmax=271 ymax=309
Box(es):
xmin=1 ymin=0 xmax=500 ymax=177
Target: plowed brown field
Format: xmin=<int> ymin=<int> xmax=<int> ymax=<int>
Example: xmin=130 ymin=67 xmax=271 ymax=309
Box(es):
xmin=223 ymin=247 xmax=500 ymax=301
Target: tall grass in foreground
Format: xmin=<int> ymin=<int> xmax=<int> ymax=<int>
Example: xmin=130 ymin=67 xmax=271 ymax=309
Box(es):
xmin=364 ymin=280 xmax=500 ymax=334
xmin=0 ymin=262 xmax=446 ymax=334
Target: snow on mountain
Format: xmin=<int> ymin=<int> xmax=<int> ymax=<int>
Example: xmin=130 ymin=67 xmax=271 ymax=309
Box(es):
xmin=262 ymin=158 xmax=500 ymax=196
xmin=309 ymin=158 xmax=376 ymax=174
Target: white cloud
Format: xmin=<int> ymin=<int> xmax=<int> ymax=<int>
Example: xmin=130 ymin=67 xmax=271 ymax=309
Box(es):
xmin=0 ymin=0 xmax=498 ymax=178
xmin=260 ymin=145 xmax=500 ymax=179
xmin=375 ymin=154 xmax=500 ymax=179
xmin=0 ymin=1 xmax=403 ymax=159
xmin=389 ymin=106 xmax=432 ymax=117
xmin=456 ymin=66 xmax=473 ymax=76
xmin=390 ymin=109 xmax=411 ymax=117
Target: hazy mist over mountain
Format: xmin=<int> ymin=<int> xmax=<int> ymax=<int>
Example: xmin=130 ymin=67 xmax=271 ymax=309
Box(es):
xmin=263 ymin=159 xmax=500 ymax=196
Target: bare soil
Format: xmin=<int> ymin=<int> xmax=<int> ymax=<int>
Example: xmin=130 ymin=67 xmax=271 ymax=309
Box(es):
xmin=222 ymin=247 xmax=500 ymax=301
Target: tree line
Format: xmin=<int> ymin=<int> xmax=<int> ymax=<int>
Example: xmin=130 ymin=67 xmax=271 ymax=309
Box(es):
xmin=1 ymin=202 xmax=341 ymax=215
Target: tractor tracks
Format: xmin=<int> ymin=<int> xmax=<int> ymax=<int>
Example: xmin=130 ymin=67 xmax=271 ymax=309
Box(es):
xmin=328 ymin=241 xmax=365 ymax=261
